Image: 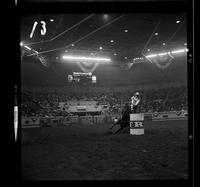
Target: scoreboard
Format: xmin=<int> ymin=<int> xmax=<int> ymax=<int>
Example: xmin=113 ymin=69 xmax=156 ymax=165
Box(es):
xmin=68 ymin=72 xmax=96 ymax=84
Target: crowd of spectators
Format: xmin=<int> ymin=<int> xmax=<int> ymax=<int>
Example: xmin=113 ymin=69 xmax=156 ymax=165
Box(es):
xmin=21 ymin=86 xmax=187 ymax=117
xmin=140 ymin=86 xmax=187 ymax=112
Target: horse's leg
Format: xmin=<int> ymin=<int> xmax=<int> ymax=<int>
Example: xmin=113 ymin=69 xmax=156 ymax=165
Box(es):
xmin=110 ymin=119 xmax=121 ymax=129
xmin=110 ymin=122 xmax=116 ymax=129
xmin=114 ymin=126 xmax=124 ymax=134
xmin=114 ymin=120 xmax=130 ymax=134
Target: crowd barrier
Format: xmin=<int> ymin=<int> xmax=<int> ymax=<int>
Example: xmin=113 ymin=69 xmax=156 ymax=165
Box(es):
xmin=152 ymin=110 xmax=188 ymax=121
xmin=57 ymin=115 xmax=106 ymax=125
xmin=69 ymin=116 xmax=79 ymax=124
xmin=22 ymin=110 xmax=188 ymax=128
xmin=93 ymin=115 xmax=105 ymax=124
xmin=22 ymin=117 xmax=40 ymax=128
xmin=144 ymin=113 xmax=152 ymax=121
xmin=59 ymin=116 xmax=79 ymax=125
xmin=80 ymin=116 xmax=93 ymax=124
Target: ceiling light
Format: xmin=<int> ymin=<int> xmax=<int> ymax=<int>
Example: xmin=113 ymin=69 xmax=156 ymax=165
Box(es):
xmin=71 ymin=44 xmax=75 ymax=47
xmin=24 ymin=45 xmax=31 ymax=50
xmin=184 ymin=43 xmax=187 ymax=46
xmin=103 ymin=14 xmax=109 ymax=21
xmin=33 ymin=50 xmax=38 ymax=54
xmin=99 ymin=46 xmax=103 ymax=50
xmin=154 ymin=32 xmax=158 ymax=36
xmin=62 ymin=55 xmax=111 ymax=62
xmin=113 ymin=53 xmax=117 ymax=56
xmin=171 ymin=49 xmax=185 ymax=54
xmin=110 ymin=40 xmax=114 ymax=43
xmin=124 ymin=29 xmax=128 ymax=33
xmin=146 ymin=54 xmax=158 ymax=58
xmin=147 ymin=49 xmax=150 ymax=51
xmin=50 ymin=19 xmax=54 ymax=22
xmin=176 ymin=20 xmax=180 ymax=23
xmin=163 ymin=43 xmax=166 ymax=45
xmin=158 ymin=52 xmax=167 ymax=56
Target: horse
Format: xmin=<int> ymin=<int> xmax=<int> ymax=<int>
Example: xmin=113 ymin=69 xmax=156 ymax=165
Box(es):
xmin=108 ymin=103 xmax=133 ymax=134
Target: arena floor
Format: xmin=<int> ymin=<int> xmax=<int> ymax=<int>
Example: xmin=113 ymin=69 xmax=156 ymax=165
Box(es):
xmin=21 ymin=120 xmax=188 ymax=180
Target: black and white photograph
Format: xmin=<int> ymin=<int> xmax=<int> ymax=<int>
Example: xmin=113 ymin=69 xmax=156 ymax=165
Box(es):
xmin=19 ymin=12 xmax=191 ymax=180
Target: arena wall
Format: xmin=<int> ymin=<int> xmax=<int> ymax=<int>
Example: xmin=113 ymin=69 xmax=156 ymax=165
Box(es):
xmin=152 ymin=110 xmax=188 ymax=121
xmin=21 ymin=110 xmax=188 ymax=128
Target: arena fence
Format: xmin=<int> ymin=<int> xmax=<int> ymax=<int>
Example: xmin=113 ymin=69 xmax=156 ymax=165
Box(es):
xmin=21 ymin=110 xmax=188 ymax=128
xmin=21 ymin=117 xmax=40 ymax=128
xmin=152 ymin=110 xmax=188 ymax=121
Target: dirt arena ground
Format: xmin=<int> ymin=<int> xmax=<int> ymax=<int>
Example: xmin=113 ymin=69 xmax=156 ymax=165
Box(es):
xmin=21 ymin=120 xmax=188 ymax=180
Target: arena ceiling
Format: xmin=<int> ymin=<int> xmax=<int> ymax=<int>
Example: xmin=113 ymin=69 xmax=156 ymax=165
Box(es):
xmin=20 ymin=13 xmax=187 ymax=87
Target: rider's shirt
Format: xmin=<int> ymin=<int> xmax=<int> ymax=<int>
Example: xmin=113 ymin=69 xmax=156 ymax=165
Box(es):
xmin=131 ymin=96 xmax=140 ymax=110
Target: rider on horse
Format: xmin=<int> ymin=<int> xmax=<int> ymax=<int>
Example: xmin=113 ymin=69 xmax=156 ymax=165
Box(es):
xmin=109 ymin=92 xmax=141 ymax=134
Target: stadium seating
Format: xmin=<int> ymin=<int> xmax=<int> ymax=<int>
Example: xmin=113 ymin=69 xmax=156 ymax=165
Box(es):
xmin=21 ymin=86 xmax=187 ymax=117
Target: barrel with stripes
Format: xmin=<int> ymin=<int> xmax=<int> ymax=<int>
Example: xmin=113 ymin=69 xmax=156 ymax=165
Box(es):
xmin=130 ymin=113 xmax=144 ymax=135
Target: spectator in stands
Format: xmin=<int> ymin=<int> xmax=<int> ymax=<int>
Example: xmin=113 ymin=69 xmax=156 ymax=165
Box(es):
xmin=21 ymin=86 xmax=187 ymax=116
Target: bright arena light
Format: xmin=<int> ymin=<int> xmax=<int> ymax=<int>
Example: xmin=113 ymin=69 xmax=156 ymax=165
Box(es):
xmin=24 ymin=45 xmax=32 ymax=50
xmin=103 ymin=14 xmax=109 ymax=21
xmin=32 ymin=50 xmax=39 ymax=54
xmin=62 ymin=55 xmax=111 ymax=62
xmin=146 ymin=54 xmax=158 ymax=58
xmin=158 ymin=52 xmax=168 ymax=56
xmin=145 ymin=48 xmax=188 ymax=59
xmin=171 ymin=49 xmax=186 ymax=54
